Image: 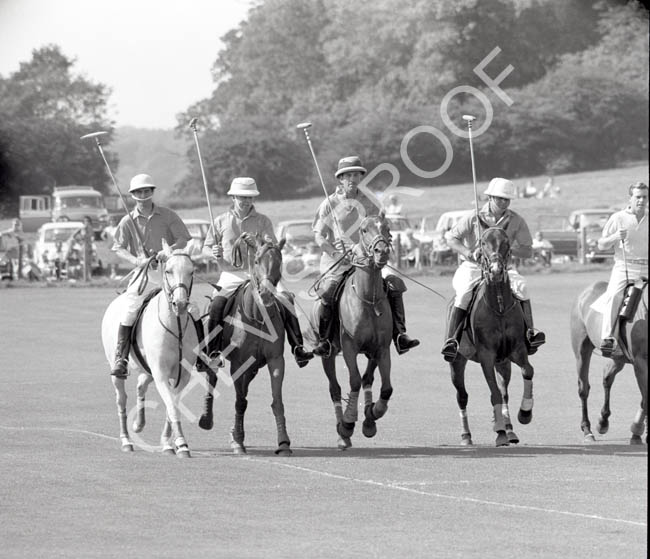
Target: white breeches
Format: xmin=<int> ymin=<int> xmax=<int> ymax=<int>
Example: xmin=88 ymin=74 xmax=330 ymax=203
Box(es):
xmin=592 ymin=261 xmax=648 ymax=338
xmin=452 ymin=260 xmax=529 ymax=309
xmin=121 ymin=267 xmax=199 ymax=326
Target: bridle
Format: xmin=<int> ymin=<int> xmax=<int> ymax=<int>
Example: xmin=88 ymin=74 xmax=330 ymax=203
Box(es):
xmin=357 ymin=221 xmax=391 ymax=268
xmin=480 ymin=227 xmax=511 ymax=283
xmin=162 ymin=252 xmax=194 ymax=306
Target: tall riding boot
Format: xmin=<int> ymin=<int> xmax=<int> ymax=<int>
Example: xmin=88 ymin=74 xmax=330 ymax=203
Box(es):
xmin=112 ymin=324 xmax=133 ymax=378
xmin=193 ymin=318 xmax=212 ymax=372
xmin=206 ymin=295 xmax=228 ymax=364
xmin=312 ymin=303 xmax=334 ymax=357
xmin=520 ymin=299 xmax=545 ymax=354
xmin=280 ymin=296 xmax=314 ymax=368
xmin=388 ymin=292 xmax=420 ymax=355
xmin=441 ymin=307 xmax=467 ymax=362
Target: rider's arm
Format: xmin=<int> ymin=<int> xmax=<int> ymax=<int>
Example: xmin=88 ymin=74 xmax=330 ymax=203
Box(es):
xmin=315 ymin=230 xmax=338 ymax=258
xmin=510 ymin=219 xmax=533 ymax=260
xmin=446 ymin=235 xmax=473 ymax=261
xmin=597 ymin=213 xmax=621 ymax=251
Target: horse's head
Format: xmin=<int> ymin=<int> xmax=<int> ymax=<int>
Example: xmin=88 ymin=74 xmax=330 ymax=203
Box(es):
xmin=159 ymin=240 xmax=194 ymax=316
xmin=480 ymin=227 xmax=511 ymax=282
xmin=253 ymin=236 xmax=284 ymax=305
xmin=359 ymin=215 xmax=391 ymax=268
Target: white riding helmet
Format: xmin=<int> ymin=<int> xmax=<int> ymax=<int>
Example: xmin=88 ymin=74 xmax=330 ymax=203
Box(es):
xmin=484 ymin=177 xmax=516 ymax=200
xmin=227 ymin=177 xmax=260 ymax=197
xmin=129 ymin=173 xmax=156 ymax=200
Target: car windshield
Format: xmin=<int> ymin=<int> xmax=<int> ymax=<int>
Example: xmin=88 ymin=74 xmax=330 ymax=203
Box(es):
xmin=283 ymin=223 xmax=313 ymax=243
xmin=59 ymin=196 xmax=102 ymax=209
xmin=580 ymin=213 xmax=610 ymax=231
xmin=186 ymin=223 xmax=207 ymax=239
xmin=43 ymin=228 xmax=77 ymax=242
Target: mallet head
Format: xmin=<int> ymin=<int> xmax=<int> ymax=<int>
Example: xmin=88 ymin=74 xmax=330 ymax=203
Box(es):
xmin=462 ymin=115 xmax=476 ymax=123
xmin=80 ymin=131 xmax=108 ymax=141
xmin=296 ymin=122 xmax=312 ymax=130
xmin=189 ymin=117 xmax=198 ymax=130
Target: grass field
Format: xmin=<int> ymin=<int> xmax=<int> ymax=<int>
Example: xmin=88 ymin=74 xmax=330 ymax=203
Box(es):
xmin=0 ymin=271 xmax=647 ymax=558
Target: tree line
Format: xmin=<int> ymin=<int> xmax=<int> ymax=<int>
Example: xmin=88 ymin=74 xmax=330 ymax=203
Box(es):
xmin=0 ymin=0 xmax=647 ymax=215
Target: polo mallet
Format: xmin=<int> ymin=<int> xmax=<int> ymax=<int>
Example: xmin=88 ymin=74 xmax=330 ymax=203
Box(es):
xmin=188 ymin=118 xmax=217 ymax=242
xmin=296 ymin=122 xmax=344 ymax=239
xmin=80 ymin=131 xmax=148 ymax=255
xmin=621 ymin=231 xmax=630 ymax=285
xmin=463 ymin=115 xmax=482 ymax=246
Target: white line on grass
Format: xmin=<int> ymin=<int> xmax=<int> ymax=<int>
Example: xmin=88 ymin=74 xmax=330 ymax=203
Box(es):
xmin=0 ymin=425 xmax=119 ymax=442
xmin=243 ymin=456 xmax=647 ymax=528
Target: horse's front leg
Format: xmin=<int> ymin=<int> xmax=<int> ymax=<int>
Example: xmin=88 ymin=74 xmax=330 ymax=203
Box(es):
xmin=339 ymin=338 xmax=362 ymax=438
xmin=495 ymin=360 xmax=518 ymax=444
xmin=361 ymin=358 xmax=378 ymax=438
xmin=198 ymin=368 xmax=218 ymax=431
xmin=267 ymin=356 xmax=292 ymax=456
xmin=630 ymin=355 xmax=648 ymax=445
xmin=133 ymin=373 xmax=153 ymax=433
xmin=479 ymin=354 xmax=508 ymax=447
xmin=112 ymin=376 xmax=134 ymax=452
xmin=450 ymin=356 xmax=472 ymax=445
xmin=510 ymin=348 xmax=535 ymax=427
xmin=573 ymin=333 xmax=595 ymax=441
xmin=231 ymin=365 xmax=251 ymax=455
xmin=155 ymin=375 xmax=191 ymax=458
xmin=322 ymin=354 xmax=350 ymax=450
xmin=363 ymin=351 xmax=393 ymax=438
xmin=598 ymin=357 xmax=625 ymax=435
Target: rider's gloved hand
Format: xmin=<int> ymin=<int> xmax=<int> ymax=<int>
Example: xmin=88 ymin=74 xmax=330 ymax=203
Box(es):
xmin=242 ymin=232 xmax=256 ymax=247
xmin=135 ymin=255 xmax=149 ymax=267
xmin=156 ymin=249 xmax=168 ymax=263
xmin=333 ymin=239 xmax=349 ymax=254
xmin=467 ymin=247 xmax=482 ymax=263
xmin=212 ymin=245 xmax=223 ymax=259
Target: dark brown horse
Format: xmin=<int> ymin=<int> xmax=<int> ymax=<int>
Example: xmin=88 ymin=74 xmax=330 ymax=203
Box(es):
xmin=570 ymin=280 xmax=647 ymax=444
xmin=447 ymin=227 xmax=535 ymax=446
xmin=310 ymin=215 xmax=393 ymax=449
xmin=198 ymin=236 xmax=293 ymax=455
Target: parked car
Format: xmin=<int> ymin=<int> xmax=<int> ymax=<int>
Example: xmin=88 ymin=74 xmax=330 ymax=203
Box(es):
xmin=537 ymin=208 xmax=616 ymax=263
xmin=417 ymin=210 xmax=472 ymax=265
xmin=34 ymin=222 xmax=102 ymax=276
xmin=275 ymin=219 xmax=320 ymax=275
xmin=0 ymin=249 xmax=13 ymax=280
xmin=182 ymin=218 xmax=212 ymax=270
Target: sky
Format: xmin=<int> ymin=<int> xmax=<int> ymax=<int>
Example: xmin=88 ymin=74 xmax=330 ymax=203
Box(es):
xmin=0 ymin=0 xmax=253 ymax=129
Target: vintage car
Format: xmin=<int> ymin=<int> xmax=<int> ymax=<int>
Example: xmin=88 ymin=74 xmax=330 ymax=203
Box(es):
xmin=537 ymin=208 xmax=616 ymax=263
xmin=34 ymin=221 xmax=103 ymax=276
xmin=416 ymin=210 xmax=472 ymax=265
xmin=182 ymin=218 xmax=212 ymax=270
xmin=275 ymin=219 xmax=320 ymax=275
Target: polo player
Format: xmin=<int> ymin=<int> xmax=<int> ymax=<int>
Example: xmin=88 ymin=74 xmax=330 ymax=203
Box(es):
xmin=311 ymin=155 xmax=420 ymax=358
xmin=441 ymin=177 xmax=546 ymax=362
xmin=111 ymin=173 xmax=208 ymax=378
xmin=202 ymin=177 xmax=313 ymax=368
xmin=593 ymin=181 xmax=648 ymax=357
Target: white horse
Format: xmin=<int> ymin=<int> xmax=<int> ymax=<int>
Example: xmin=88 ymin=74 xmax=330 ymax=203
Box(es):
xmin=101 ymin=242 xmax=199 ymax=457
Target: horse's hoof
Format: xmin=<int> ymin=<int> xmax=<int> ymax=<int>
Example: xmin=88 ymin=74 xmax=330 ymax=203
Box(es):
xmin=337 ymin=436 xmax=352 ymax=450
xmin=132 ymin=422 xmax=145 ymax=434
xmin=163 ymin=448 xmax=176 ymax=456
xmin=507 ymin=431 xmax=520 ymax=444
xmin=630 ymin=435 xmax=643 ymax=445
xmin=337 ymin=421 xmax=355 ymax=439
xmin=496 ymin=431 xmax=509 ymax=447
xmin=232 ymin=445 xmax=247 ymax=455
xmin=460 ymin=432 xmax=473 ymax=446
xmin=198 ymin=414 xmax=213 ymax=431
xmin=597 ymin=420 xmax=609 ymax=435
xmin=362 ymin=418 xmax=377 ymax=438
xmin=275 ymin=443 xmax=292 ymax=456
xmin=177 ymin=448 xmax=191 ymax=458
xmin=121 ymin=443 xmax=134 ymax=453
xmin=518 ymin=409 xmax=532 ymax=425
xmin=583 ymin=433 xmax=596 ymax=443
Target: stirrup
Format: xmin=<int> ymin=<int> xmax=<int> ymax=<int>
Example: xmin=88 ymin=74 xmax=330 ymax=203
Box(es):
xmin=208 ymin=351 xmax=226 ymax=369
xmin=312 ymin=339 xmax=332 ymax=358
xmin=526 ymin=329 xmax=546 ymax=348
xmin=441 ymin=339 xmax=459 ymax=362
xmin=395 ymin=333 xmax=420 ymax=355
xmin=111 ymin=359 xmax=129 ymax=379
xmin=293 ymin=345 xmax=314 ymax=368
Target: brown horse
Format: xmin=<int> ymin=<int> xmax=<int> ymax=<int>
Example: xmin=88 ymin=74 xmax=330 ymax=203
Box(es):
xmin=198 ymin=236 xmax=293 ymax=455
xmin=310 ymin=215 xmax=393 ymax=449
xmin=447 ymin=227 xmax=535 ymax=446
xmin=570 ymin=280 xmax=647 ymax=444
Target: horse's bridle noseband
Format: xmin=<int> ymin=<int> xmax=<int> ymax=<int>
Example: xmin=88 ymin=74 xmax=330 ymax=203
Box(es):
xmin=162 ymin=253 xmax=194 ymax=303
xmin=359 ymin=231 xmax=391 ymax=267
